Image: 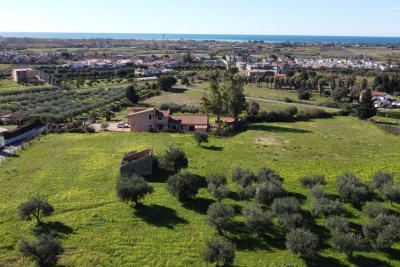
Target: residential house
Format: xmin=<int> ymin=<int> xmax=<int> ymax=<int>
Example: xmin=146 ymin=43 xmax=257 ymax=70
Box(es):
xmin=0 ymin=113 xmax=29 ymax=124
xmin=127 ymin=107 xmax=209 ymax=132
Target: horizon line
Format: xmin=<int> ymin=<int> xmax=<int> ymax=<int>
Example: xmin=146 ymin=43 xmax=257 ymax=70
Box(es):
xmin=1 ymin=31 xmax=400 ymax=39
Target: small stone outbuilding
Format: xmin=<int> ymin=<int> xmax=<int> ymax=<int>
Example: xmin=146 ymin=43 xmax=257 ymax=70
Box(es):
xmin=120 ymin=149 xmax=153 ymax=176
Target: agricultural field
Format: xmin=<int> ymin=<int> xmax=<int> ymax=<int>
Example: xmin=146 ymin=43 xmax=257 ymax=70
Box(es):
xmin=1 ymin=116 xmax=400 ymax=266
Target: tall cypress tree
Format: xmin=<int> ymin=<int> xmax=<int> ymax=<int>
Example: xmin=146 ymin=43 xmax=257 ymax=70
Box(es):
xmin=358 ymin=89 xmax=376 ymax=120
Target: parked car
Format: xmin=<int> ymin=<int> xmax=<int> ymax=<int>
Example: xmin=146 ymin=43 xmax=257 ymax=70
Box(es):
xmin=117 ymin=122 xmax=129 ymax=128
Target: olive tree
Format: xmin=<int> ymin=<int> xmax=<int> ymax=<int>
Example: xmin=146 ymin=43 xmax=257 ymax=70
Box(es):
xmin=271 ymin=197 xmax=301 ymax=216
xmin=310 ymin=198 xmax=342 ymax=217
xmin=242 ymin=203 xmax=273 ymax=236
xmin=166 ymin=172 xmax=199 ymax=201
xmin=207 ymin=173 xmax=229 ymax=201
xmin=362 ymin=202 xmax=389 ymax=218
xmin=299 ymin=175 xmax=326 ymax=189
xmin=116 ymin=174 xmax=154 ymax=207
xmin=336 ymin=173 xmax=371 ymax=204
xmin=206 ymin=202 xmax=235 ymax=235
xmin=381 ymin=183 xmax=400 ymax=206
xmin=159 ymin=145 xmax=188 ymax=173
xmin=332 ymin=232 xmax=366 ymax=259
xmin=232 ymin=166 xmax=255 ymax=188
xmin=19 ymin=234 xmax=64 ymax=267
xmin=18 ymin=197 xmax=54 ymax=225
xmin=255 ymin=182 xmax=286 ymax=204
xmin=203 ymin=235 xmax=236 ymax=266
xmin=193 ymin=132 xmax=209 ymax=146
xmin=371 ymin=171 xmax=393 ymax=191
xmin=285 ymin=229 xmax=319 ymax=258
xmin=362 ymin=214 xmax=400 ymax=249
xmin=325 ymin=216 xmax=350 ymax=233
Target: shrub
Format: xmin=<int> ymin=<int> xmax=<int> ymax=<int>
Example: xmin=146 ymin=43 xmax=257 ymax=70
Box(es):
xmin=336 ymin=173 xmax=371 ymax=204
xmin=285 ymin=229 xmax=319 ymax=258
xmin=18 ymin=197 xmax=54 ymax=225
xmin=116 ymin=174 xmax=154 ymax=207
xmin=206 ymin=202 xmax=235 ymax=235
xmin=207 ymin=173 xmax=229 ymax=201
xmin=298 ymin=88 xmax=311 ymax=100
xmin=242 ymin=203 xmax=273 ymax=236
xmin=325 ymin=216 xmax=350 ymax=233
xmin=296 ymin=108 xmax=333 ymax=121
xmin=203 ymin=235 xmax=236 ymax=266
xmin=332 ymin=232 xmax=367 ymax=259
xmin=166 ymin=172 xmax=200 ymax=201
xmin=362 ymin=202 xmax=389 ymax=218
xmin=271 ymin=197 xmax=301 ymax=216
xmin=310 ymin=198 xmax=342 ymax=217
xmin=299 ymin=175 xmax=326 ymax=188
xmin=278 ymin=213 xmax=304 ymax=233
xmin=19 ymin=234 xmax=64 ymax=267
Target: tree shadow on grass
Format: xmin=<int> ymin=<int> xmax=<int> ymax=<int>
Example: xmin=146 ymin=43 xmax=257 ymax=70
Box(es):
xmin=304 ymin=255 xmax=348 ymax=267
xmin=383 ymin=247 xmax=400 ymax=261
xmin=349 ymin=255 xmax=392 ymax=267
xmin=32 ymin=221 xmax=73 ymax=238
xmin=145 ymin=168 xmax=175 ymax=183
xmin=182 ymin=197 xmax=214 ymax=214
xmin=134 ymin=204 xmax=188 ymax=229
xmin=247 ymin=124 xmax=312 ymax=134
xmin=201 ymin=145 xmax=224 ymax=151
xmin=227 ymin=191 xmax=241 ymax=201
xmin=169 ymin=87 xmax=188 ymax=93
xmin=226 ymin=221 xmax=270 ymax=251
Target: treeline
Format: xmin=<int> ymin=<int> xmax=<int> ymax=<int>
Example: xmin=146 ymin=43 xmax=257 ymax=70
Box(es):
xmin=36 ymin=65 xmax=135 ymax=86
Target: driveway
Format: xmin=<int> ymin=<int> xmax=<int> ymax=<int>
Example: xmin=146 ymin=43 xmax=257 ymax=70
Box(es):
xmin=90 ymin=122 xmax=130 ymax=132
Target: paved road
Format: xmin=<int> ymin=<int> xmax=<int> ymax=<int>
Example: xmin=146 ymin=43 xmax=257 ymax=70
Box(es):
xmin=186 ymin=86 xmax=340 ymax=111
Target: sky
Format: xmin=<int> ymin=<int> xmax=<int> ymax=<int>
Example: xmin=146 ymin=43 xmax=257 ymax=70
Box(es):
xmin=1 ymin=0 xmax=400 ymax=37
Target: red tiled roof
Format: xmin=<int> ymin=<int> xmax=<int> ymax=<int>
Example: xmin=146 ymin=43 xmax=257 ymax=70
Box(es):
xmin=274 ymin=73 xmax=287 ymax=78
xmin=372 ymin=91 xmax=388 ymax=97
xmin=360 ymin=90 xmax=389 ymax=97
xmin=0 ymin=113 xmax=27 ymax=119
xmin=170 ymin=115 xmax=208 ymax=125
xmin=155 ymin=109 xmax=170 ymax=117
xmin=224 ymin=117 xmax=235 ymax=123
xmin=128 ymin=108 xmax=154 ymax=116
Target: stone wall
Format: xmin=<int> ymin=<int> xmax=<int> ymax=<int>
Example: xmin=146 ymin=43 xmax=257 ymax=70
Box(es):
xmin=120 ymin=149 xmax=153 ymax=176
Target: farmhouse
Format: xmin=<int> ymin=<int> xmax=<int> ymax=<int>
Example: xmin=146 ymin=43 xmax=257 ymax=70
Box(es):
xmin=127 ymin=107 xmax=209 ymax=132
xmin=0 ymin=113 xmax=29 ymax=124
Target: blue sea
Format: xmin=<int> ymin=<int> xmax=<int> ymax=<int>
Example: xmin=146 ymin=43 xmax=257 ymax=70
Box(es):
xmin=1 ymin=32 xmax=400 ymax=44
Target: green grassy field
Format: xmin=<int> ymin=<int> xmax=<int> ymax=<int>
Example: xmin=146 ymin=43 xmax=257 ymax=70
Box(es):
xmin=0 ymin=78 xmax=53 ymax=91
xmin=1 ymin=116 xmax=400 ymax=266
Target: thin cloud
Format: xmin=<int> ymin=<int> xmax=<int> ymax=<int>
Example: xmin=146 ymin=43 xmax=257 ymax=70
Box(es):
xmin=391 ymin=6 xmax=400 ymax=10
